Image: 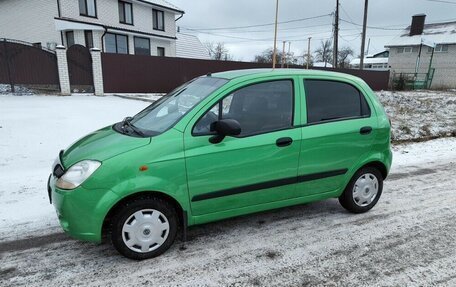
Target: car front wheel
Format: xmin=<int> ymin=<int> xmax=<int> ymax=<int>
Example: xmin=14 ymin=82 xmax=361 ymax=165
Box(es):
xmin=111 ymin=197 xmax=178 ymax=260
xmin=339 ymin=167 xmax=383 ymax=213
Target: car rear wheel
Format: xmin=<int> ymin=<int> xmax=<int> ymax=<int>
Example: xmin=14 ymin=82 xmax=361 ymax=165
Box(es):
xmin=111 ymin=197 xmax=178 ymax=260
xmin=339 ymin=167 xmax=383 ymax=213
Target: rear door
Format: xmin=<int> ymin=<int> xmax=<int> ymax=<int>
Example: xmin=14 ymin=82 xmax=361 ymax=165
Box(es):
xmin=184 ymin=78 xmax=302 ymax=216
xmin=296 ymin=78 xmax=377 ymax=197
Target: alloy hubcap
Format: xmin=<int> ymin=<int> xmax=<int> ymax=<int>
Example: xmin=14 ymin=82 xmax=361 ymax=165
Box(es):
xmin=122 ymin=209 xmax=170 ymax=253
xmin=353 ymin=173 xmax=379 ymax=207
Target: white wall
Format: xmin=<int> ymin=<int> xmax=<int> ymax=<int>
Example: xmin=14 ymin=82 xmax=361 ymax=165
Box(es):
xmin=0 ymin=0 xmax=61 ymax=48
xmin=388 ymin=45 xmax=456 ymax=89
xmin=59 ymin=0 xmax=177 ymax=39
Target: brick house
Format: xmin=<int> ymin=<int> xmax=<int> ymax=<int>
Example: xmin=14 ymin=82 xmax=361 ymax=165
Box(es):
xmin=0 ymin=0 xmax=184 ymax=57
xmin=385 ymin=14 xmax=456 ymax=89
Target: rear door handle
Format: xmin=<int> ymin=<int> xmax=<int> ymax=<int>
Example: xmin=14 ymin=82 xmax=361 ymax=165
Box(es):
xmin=276 ymin=137 xmax=293 ymax=147
xmin=360 ymin=126 xmax=372 ymax=135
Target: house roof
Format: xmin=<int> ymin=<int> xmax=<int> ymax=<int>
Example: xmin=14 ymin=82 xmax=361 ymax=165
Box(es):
xmin=176 ymin=33 xmax=210 ymax=60
xmin=385 ymin=20 xmax=456 ymax=47
xmin=137 ymin=0 xmax=184 ymax=14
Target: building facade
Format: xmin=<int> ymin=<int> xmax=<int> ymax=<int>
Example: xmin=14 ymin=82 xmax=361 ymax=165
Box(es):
xmin=385 ymin=14 xmax=456 ymax=89
xmin=0 ymin=0 xmax=184 ymax=57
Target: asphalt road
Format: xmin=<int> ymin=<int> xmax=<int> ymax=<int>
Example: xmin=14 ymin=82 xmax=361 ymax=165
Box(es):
xmin=1 ymin=161 xmax=456 ymax=287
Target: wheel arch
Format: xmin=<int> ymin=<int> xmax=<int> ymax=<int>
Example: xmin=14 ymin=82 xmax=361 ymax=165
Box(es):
xmin=361 ymin=161 xmax=388 ymax=180
xmin=102 ymin=191 xmax=185 ymax=242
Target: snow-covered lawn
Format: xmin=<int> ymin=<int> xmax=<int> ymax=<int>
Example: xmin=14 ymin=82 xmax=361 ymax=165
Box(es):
xmin=376 ymin=90 xmax=456 ymax=142
xmin=1 ymin=93 xmax=456 ymax=286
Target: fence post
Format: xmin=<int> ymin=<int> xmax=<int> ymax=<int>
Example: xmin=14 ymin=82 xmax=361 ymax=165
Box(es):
xmin=55 ymin=45 xmax=71 ymax=95
xmin=3 ymin=39 xmax=15 ymax=93
xmin=90 ymin=48 xmax=104 ymax=96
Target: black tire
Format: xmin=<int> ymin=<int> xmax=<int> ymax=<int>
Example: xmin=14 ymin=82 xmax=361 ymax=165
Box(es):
xmin=339 ymin=167 xmax=383 ymax=213
xmin=111 ymin=197 xmax=178 ymax=260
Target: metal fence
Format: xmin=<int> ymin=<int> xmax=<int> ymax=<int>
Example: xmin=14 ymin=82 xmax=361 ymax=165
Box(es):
xmin=0 ymin=38 xmax=60 ymax=92
xmin=102 ymin=54 xmax=390 ymax=93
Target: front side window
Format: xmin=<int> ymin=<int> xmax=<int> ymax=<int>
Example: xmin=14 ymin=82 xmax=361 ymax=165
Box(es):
xmin=130 ymin=77 xmax=228 ymax=134
xmin=193 ymin=80 xmax=294 ymax=137
xmin=153 ymin=9 xmax=165 ymax=31
xmin=79 ymin=0 xmax=97 ymax=17
xmin=119 ymin=1 xmax=133 ymax=25
xmin=134 ymin=37 xmax=150 ymax=55
xmin=304 ymin=80 xmax=370 ymax=124
xmin=105 ymin=33 xmax=128 ymax=54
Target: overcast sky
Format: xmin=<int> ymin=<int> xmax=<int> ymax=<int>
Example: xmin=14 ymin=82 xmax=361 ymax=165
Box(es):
xmin=171 ymin=0 xmax=456 ymax=61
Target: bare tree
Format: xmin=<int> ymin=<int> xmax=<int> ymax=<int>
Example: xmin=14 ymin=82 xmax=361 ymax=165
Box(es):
xmin=338 ymin=46 xmax=354 ymax=68
xmin=254 ymin=48 xmax=297 ymax=65
xmin=314 ymin=40 xmax=333 ymax=67
xmin=204 ymin=42 xmax=233 ymax=61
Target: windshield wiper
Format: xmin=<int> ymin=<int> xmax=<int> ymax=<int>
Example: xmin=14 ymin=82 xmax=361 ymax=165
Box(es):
xmin=121 ymin=117 xmax=146 ymax=137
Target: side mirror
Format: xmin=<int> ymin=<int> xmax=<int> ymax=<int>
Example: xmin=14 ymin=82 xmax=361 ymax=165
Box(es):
xmin=209 ymin=119 xmax=241 ymax=144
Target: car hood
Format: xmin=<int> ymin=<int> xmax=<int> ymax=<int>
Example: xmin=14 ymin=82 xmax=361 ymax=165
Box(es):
xmin=61 ymin=126 xmax=151 ymax=168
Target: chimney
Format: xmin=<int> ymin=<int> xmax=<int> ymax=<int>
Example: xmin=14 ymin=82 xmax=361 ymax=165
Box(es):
xmin=410 ymin=14 xmax=426 ymax=36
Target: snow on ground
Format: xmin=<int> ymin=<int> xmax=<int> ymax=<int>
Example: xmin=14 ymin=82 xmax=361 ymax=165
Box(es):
xmin=376 ymin=90 xmax=456 ymax=142
xmin=0 ymin=94 xmax=148 ymax=240
xmin=0 ymin=92 xmax=456 ymax=286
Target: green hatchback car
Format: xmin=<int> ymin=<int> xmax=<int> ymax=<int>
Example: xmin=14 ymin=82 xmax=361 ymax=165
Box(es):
xmin=48 ymin=69 xmax=392 ymax=259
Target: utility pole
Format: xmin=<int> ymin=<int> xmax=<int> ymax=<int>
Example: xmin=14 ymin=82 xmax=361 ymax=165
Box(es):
xmin=272 ymin=0 xmax=279 ymax=69
xmin=281 ymin=41 xmax=286 ymax=68
xmin=287 ymin=41 xmax=291 ymax=68
xmin=333 ymin=0 xmax=339 ymax=68
xmin=359 ymin=0 xmax=368 ymax=70
xmin=306 ymin=37 xmax=312 ymax=69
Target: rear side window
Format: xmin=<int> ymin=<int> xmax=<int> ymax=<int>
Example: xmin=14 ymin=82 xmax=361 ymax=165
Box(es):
xmin=304 ymin=80 xmax=370 ymax=124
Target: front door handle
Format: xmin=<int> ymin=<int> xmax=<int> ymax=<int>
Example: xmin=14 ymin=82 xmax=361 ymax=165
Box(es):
xmin=276 ymin=137 xmax=293 ymax=147
xmin=360 ymin=126 xmax=373 ymax=135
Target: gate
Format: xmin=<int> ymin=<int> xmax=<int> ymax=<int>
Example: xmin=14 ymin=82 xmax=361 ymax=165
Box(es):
xmin=0 ymin=38 xmax=60 ymax=92
xmin=67 ymin=45 xmax=93 ymax=93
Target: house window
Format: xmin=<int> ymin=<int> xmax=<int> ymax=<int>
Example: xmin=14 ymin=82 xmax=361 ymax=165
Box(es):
xmin=428 ymin=44 xmax=448 ymax=53
xmin=105 ymin=33 xmax=128 ymax=54
xmin=134 ymin=37 xmax=150 ymax=55
xmin=119 ymin=1 xmax=133 ymax=25
xmin=157 ymin=47 xmax=165 ymax=57
xmin=153 ymin=9 xmax=165 ymax=31
xmin=79 ymin=0 xmax=97 ymax=17
xmin=85 ymin=30 xmax=94 ymax=49
xmin=66 ymin=31 xmax=75 ymax=47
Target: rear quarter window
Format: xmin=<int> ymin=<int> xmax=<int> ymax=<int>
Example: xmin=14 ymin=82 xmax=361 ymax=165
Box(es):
xmin=304 ymin=80 xmax=370 ymax=124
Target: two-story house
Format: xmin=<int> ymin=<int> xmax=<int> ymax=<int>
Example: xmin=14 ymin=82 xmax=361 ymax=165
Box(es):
xmin=0 ymin=0 xmax=184 ymax=57
xmin=385 ymin=14 xmax=456 ymax=89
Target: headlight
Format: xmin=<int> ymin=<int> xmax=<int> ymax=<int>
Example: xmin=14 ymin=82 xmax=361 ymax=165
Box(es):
xmin=56 ymin=160 xmax=101 ymax=190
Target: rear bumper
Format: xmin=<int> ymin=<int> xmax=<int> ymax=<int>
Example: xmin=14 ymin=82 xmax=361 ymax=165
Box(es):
xmin=48 ymin=175 xmax=120 ymax=243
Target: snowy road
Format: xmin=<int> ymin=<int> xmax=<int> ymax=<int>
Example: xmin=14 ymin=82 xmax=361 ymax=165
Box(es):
xmin=1 ymin=94 xmax=456 ymax=286
xmin=1 ymin=146 xmax=456 ymax=286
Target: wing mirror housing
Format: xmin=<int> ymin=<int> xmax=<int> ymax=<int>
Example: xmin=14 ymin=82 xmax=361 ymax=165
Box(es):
xmin=209 ymin=119 xmax=241 ymax=144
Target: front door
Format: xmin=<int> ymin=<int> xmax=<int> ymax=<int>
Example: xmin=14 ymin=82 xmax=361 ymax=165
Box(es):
xmin=184 ymin=78 xmax=301 ymax=216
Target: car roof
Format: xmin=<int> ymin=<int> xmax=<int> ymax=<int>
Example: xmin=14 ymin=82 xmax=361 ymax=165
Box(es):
xmin=211 ymin=68 xmax=362 ymax=82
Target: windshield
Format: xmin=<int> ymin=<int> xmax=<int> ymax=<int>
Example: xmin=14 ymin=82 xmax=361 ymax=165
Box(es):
xmin=130 ymin=77 xmax=228 ymax=135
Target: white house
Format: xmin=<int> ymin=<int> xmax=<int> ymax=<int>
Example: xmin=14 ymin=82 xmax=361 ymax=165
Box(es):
xmin=385 ymin=14 xmax=456 ymax=88
xmin=0 ymin=0 xmax=184 ymax=57
xmin=176 ymin=32 xmax=210 ymax=60
xmin=350 ymin=51 xmax=390 ymax=71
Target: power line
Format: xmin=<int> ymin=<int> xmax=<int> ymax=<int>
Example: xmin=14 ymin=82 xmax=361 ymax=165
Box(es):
xmin=340 ymin=18 xmax=404 ymax=30
xmin=182 ymin=14 xmax=332 ymax=31
xmin=426 ymin=0 xmax=456 ymax=4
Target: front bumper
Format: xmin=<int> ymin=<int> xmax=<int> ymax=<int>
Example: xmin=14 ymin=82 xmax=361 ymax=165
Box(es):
xmin=48 ymin=174 xmax=120 ymax=243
